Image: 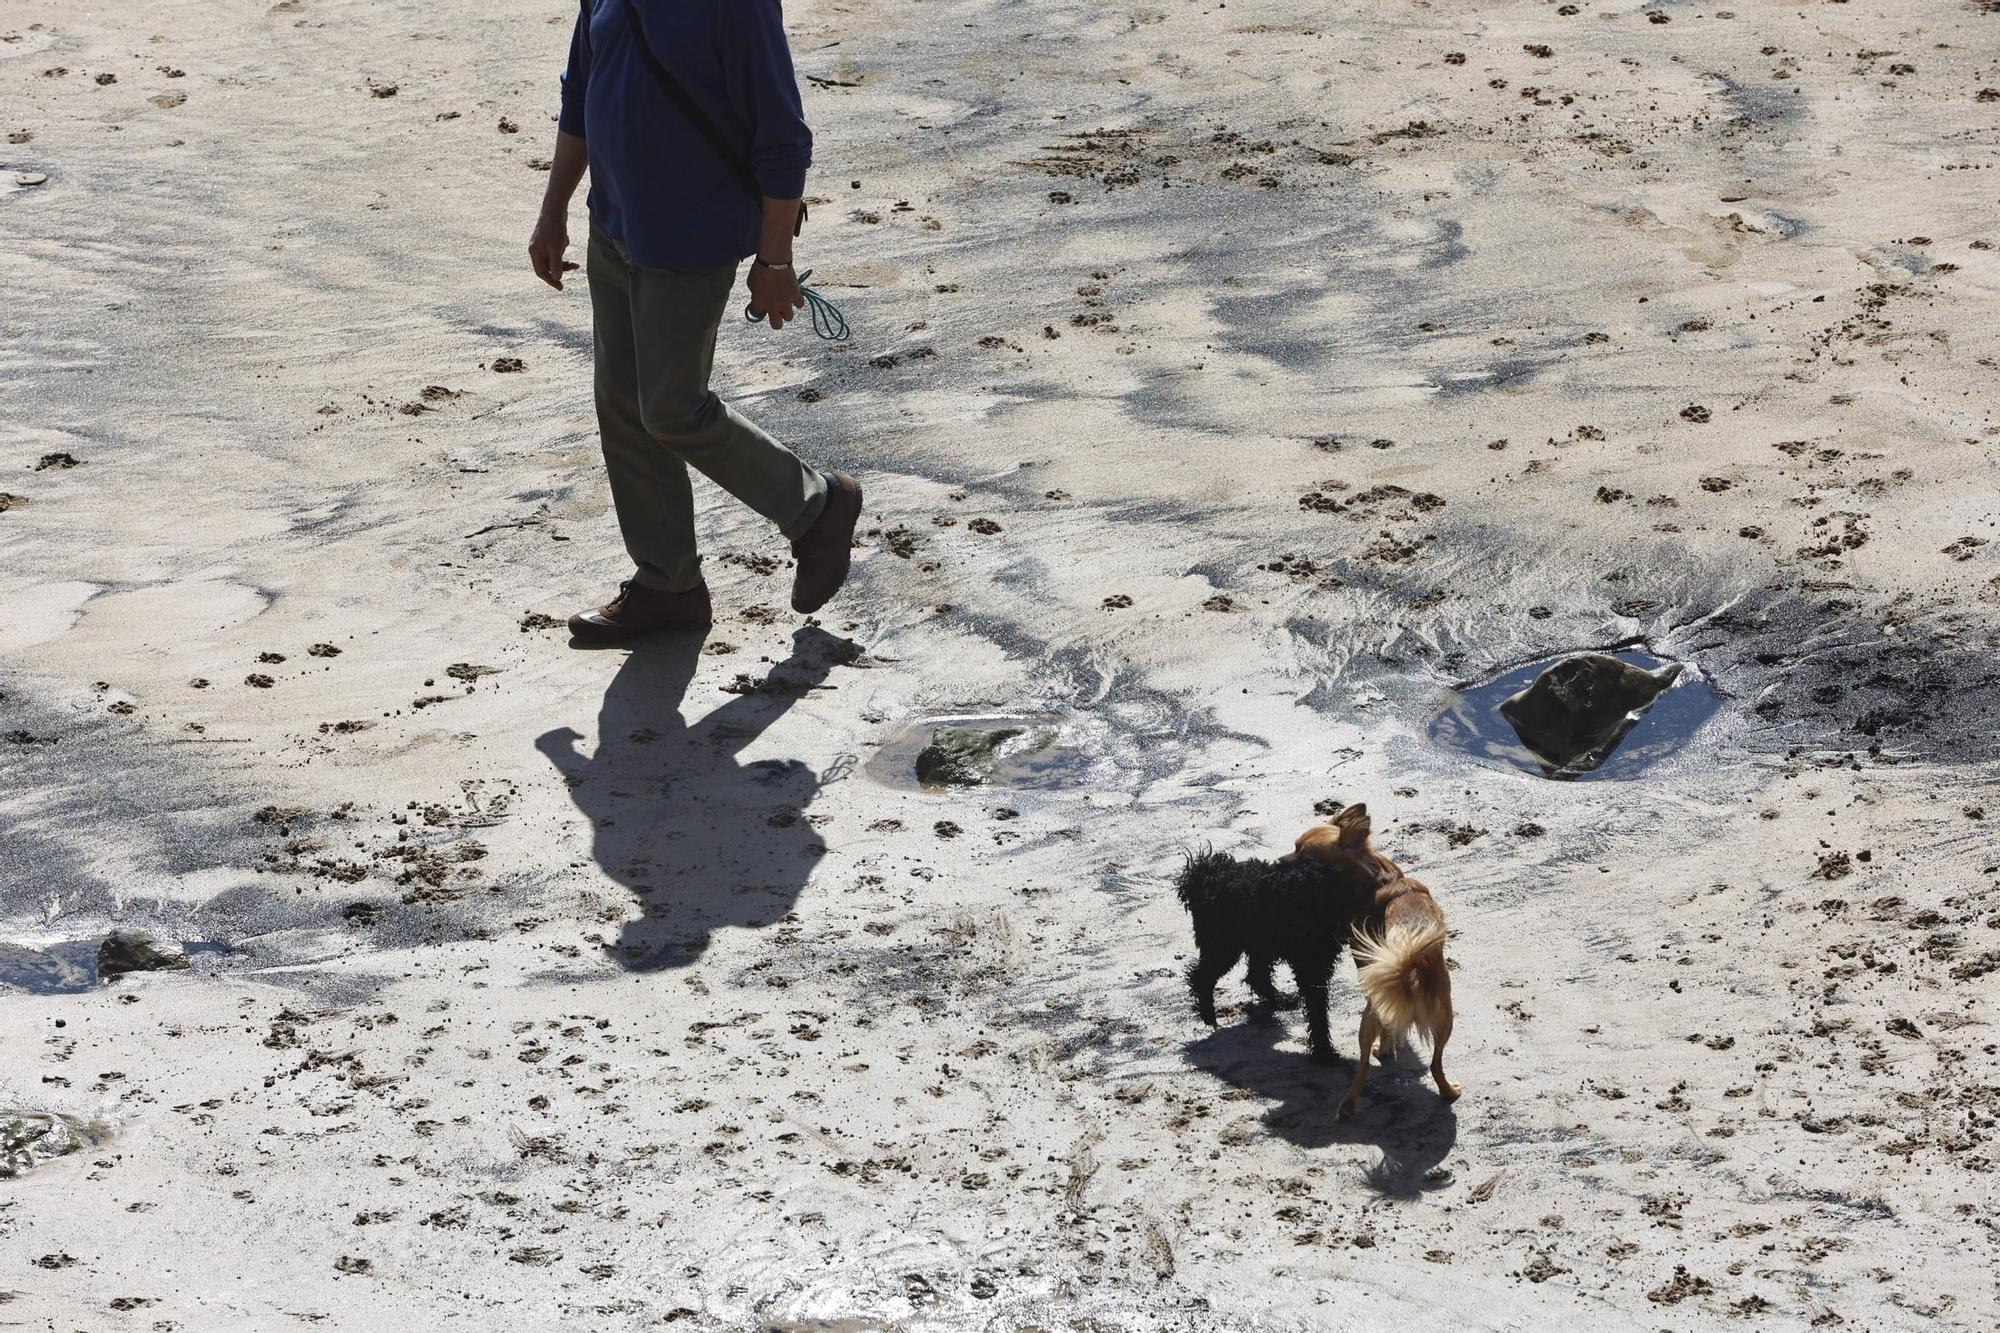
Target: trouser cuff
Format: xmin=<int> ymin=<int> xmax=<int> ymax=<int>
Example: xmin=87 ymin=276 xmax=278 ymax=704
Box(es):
xmin=631 ymin=564 xmax=705 ymax=595
xmin=780 ymin=471 xmax=833 ymax=543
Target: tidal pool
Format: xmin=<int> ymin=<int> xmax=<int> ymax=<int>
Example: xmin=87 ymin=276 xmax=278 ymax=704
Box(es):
xmin=864 ymin=714 xmax=1094 ymax=792
xmin=1427 ymin=649 xmax=1723 ymax=780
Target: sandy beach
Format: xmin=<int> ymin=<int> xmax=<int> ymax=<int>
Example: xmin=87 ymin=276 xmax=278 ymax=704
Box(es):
xmin=3 ymin=0 xmax=1998 ymax=1326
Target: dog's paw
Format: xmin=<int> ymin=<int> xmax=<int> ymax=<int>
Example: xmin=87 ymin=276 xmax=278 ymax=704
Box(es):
xmin=1437 ymin=1080 xmax=1462 ymax=1103
xmin=1337 ymin=1097 xmax=1359 ymax=1119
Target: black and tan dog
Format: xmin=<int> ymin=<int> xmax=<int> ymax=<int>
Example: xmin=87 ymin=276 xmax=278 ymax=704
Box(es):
xmin=1288 ymin=804 xmax=1460 ymax=1115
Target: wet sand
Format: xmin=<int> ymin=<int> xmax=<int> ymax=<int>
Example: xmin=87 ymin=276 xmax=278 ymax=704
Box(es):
xmin=3 ymin=0 xmax=1998 ymax=1327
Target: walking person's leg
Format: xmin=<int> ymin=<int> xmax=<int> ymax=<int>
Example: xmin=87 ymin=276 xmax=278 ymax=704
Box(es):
xmin=624 ymin=263 xmax=863 ymax=616
xmin=592 ymin=229 xmax=706 ymax=592
xmin=568 ymin=228 xmax=716 ymax=643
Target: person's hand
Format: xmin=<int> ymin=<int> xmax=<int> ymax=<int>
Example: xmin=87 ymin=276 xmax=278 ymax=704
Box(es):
xmin=534 ymin=726 xmax=584 ymax=771
xmin=529 ymin=211 xmax=579 ymax=290
xmin=747 ymin=262 xmax=805 ymax=331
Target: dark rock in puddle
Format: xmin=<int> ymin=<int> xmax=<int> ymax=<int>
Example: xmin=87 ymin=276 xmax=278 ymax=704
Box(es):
xmin=1500 ymin=653 xmax=1683 ymax=772
xmin=916 ymin=725 xmax=1026 ymax=787
xmin=97 ymin=929 xmax=189 ymax=980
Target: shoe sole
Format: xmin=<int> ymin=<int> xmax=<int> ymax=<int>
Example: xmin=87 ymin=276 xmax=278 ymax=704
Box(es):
xmin=566 ymin=620 xmax=712 ymax=647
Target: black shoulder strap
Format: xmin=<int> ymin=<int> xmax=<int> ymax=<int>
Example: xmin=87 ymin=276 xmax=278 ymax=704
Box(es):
xmin=600 ymin=0 xmax=806 ymax=236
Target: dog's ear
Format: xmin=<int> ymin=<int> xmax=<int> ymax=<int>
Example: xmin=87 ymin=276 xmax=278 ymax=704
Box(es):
xmin=1333 ymin=803 xmax=1371 ymax=845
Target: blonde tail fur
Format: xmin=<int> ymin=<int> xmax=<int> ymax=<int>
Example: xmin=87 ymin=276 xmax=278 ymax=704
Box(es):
xmin=1350 ymin=921 xmax=1449 ymax=1044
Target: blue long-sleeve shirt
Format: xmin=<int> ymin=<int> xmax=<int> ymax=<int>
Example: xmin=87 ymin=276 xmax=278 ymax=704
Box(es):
xmin=559 ymin=0 xmax=812 ymax=270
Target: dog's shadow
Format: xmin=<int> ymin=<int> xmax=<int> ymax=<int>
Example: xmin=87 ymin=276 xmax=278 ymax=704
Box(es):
xmin=534 ymin=625 xmax=855 ymax=973
xmin=1183 ymin=1015 xmax=1459 ymax=1197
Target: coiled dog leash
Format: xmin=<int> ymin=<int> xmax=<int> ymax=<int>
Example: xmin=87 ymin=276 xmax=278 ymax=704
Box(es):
xmin=745 ymin=268 xmax=851 ymax=341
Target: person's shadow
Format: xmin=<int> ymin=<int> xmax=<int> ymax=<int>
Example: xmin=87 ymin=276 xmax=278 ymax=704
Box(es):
xmin=1183 ymin=1015 xmax=1459 ymax=1197
xmin=535 ymin=625 xmax=856 ymax=972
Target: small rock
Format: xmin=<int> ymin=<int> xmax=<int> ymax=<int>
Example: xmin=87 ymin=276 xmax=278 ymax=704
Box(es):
xmin=97 ymin=930 xmax=189 ymax=981
xmin=916 ymin=726 xmax=1023 ymax=788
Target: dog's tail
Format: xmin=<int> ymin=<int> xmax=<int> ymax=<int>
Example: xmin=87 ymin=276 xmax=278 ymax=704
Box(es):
xmin=1172 ymin=844 xmax=1221 ymax=911
xmin=1351 ymin=920 xmax=1449 ymax=1045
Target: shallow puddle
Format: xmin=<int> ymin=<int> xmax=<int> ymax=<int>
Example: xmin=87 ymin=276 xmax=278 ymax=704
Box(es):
xmin=0 ymin=935 xmax=227 ymax=995
xmin=864 ymin=714 xmax=1097 ymax=792
xmin=2 ymin=1110 xmax=112 ymax=1179
xmin=1427 ymin=649 xmax=1723 ymax=780
xmin=0 ymin=939 xmax=99 ymax=995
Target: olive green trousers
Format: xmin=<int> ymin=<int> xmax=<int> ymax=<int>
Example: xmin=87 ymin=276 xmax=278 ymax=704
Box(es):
xmin=587 ymin=226 xmax=828 ymax=593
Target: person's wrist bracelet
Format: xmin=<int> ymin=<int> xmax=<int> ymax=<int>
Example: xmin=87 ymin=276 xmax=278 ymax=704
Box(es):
xmin=753 ymin=256 xmax=794 ymax=271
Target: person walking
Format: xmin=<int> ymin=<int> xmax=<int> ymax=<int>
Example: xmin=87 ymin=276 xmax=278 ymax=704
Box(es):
xmin=529 ymin=0 xmax=862 ymax=644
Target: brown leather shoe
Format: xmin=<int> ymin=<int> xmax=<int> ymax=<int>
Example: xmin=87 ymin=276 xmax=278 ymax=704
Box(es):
xmin=790 ymin=473 xmax=863 ymax=615
xmin=567 ymin=581 xmax=713 ymax=645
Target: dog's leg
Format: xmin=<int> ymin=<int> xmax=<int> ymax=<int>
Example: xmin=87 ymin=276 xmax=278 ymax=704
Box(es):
xmin=1187 ymin=944 xmax=1241 ymax=1028
xmin=1429 ymin=973 xmax=1461 ymax=1103
xmin=1339 ymin=1005 xmax=1381 ymax=1117
xmin=1291 ymin=953 xmax=1336 ymax=1064
xmin=1245 ymin=953 xmax=1295 ymax=1012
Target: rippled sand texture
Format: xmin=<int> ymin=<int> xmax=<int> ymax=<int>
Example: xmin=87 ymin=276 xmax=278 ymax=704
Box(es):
xmin=3 ymin=0 xmax=1998 ymax=1327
